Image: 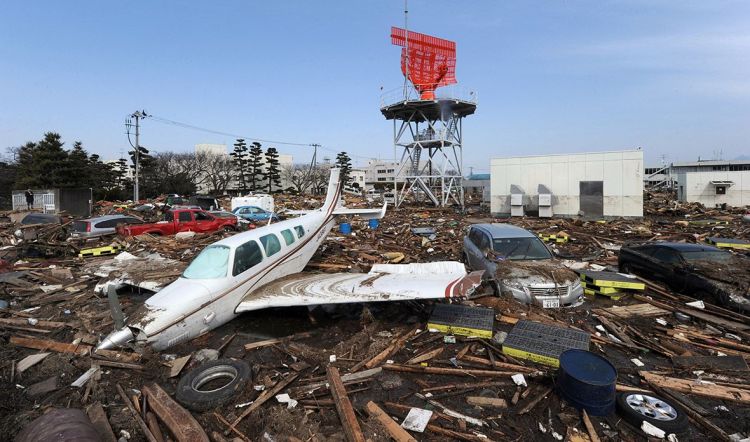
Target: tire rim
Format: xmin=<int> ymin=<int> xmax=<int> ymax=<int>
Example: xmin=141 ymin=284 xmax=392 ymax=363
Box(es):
xmin=625 ymin=394 xmax=678 ymax=421
xmin=191 ymin=365 xmax=239 ymax=393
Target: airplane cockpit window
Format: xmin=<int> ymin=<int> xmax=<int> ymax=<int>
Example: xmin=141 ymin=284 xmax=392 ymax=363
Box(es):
xmin=260 ymin=234 xmax=281 ymax=257
xmin=294 ymin=225 xmax=305 ymax=238
xmin=233 ymin=240 xmax=263 ymax=276
xmin=183 ymin=245 xmax=229 ymax=279
xmin=280 ymin=229 xmax=295 ymax=246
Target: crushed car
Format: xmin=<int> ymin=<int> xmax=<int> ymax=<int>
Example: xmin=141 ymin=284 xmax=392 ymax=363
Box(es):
xmin=463 ymin=223 xmax=584 ymax=308
xmin=619 ymin=242 xmax=750 ymax=312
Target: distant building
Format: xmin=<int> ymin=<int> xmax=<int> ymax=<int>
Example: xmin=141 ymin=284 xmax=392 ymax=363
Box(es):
xmin=196 ymin=143 xmax=227 ymax=156
xmin=463 ymin=173 xmax=490 ymax=204
xmin=349 ymin=168 xmax=366 ymax=189
xmin=490 ymin=150 xmax=644 ymax=218
xmin=644 ymin=165 xmax=672 ymax=189
xmin=672 ymin=160 xmax=750 ymax=207
xmin=361 ymin=159 xmax=431 ymax=189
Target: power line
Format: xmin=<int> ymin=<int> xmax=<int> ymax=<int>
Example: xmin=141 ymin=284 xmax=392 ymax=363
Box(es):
xmin=145 ymin=113 xmax=377 ymax=161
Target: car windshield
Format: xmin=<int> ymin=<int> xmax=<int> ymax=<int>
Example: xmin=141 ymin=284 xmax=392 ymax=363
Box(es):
xmin=182 ymin=245 xmax=230 ymax=279
xmin=680 ymin=250 xmax=732 ymax=262
xmin=493 ymin=238 xmax=552 ymax=260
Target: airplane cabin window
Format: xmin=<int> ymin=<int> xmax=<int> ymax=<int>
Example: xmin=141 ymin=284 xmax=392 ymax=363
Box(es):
xmin=281 ymin=229 xmax=295 ymax=246
xmin=260 ymin=234 xmax=281 ymax=257
xmin=294 ymin=225 xmax=305 ymax=238
xmin=183 ymin=245 xmax=230 ymax=279
xmin=233 ymin=240 xmax=263 ymax=276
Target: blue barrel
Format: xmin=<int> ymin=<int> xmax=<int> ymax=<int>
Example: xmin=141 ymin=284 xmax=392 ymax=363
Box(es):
xmin=556 ymin=349 xmax=617 ymax=416
xmin=339 ymin=222 xmax=352 ymax=234
xmin=368 ymin=218 xmax=380 ymax=229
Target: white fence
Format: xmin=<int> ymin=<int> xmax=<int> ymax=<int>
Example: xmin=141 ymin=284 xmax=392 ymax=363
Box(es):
xmin=12 ymin=192 xmax=56 ymax=212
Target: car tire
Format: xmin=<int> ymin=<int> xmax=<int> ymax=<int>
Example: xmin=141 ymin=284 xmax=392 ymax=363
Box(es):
xmin=176 ymin=359 xmax=251 ymax=412
xmin=615 ymin=391 xmax=688 ymax=435
xmin=619 ymin=262 xmax=633 ymax=274
xmin=222 ymin=225 xmax=235 ymax=232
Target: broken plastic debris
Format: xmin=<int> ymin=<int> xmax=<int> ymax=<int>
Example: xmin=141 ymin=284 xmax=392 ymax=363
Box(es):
xmin=235 ymin=401 xmax=254 ymax=408
xmin=275 ymin=393 xmax=298 ymax=409
xmin=655 ymin=318 xmax=668 ymax=326
xmin=254 ymin=385 xmax=265 ymax=391
xmin=667 ymin=434 xmax=679 ymax=442
xmin=27 ymin=318 xmax=38 ymax=326
xmin=443 ymin=335 xmax=456 ymax=343
xmin=400 ymin=407 xmax=432 ymax=433
xmin=552 ymin=431 xmax=563 ymax=440
xmin=686 ymin=300 xmax=705 ymax=309
xmin=631 ymin=358 xmax=645 ymax=367
xmin=511 ymin=374 xmax=527 ymax=387
xmin=329 ymin=355 xmax=336 ymax=363
xmin=641 ymin=421 xmax=666 ymax=438
xmin=538 ymin=422 xmax=548 ymax=433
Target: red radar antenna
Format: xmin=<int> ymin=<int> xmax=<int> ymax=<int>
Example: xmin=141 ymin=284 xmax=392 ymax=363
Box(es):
xmin=391 ymin=26 xmax=457 ymax=100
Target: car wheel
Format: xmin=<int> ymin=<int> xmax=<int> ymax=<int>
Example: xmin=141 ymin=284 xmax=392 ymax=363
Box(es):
xmin=615 ymin=391 xmax=688 ymax=435
xmin=619 ymin=262 xmax=633 ymax=274
xmin=176 ymin=359 xmax=251 ymax=412
xmin=222 ymin=225 xmax=235 ymax=232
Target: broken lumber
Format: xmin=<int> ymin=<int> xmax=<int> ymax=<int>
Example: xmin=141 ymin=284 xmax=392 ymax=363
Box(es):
xmin=405 ymin=347 xmax=443 ymax=365
xmin=640 ymin=371 xmax=750 ymax=404
xmin=228 ymin=373 xmax=299 ymax=433
xmin=466 ymin=396 xmax=508 ymax=408
xmin=142 ymin=383 xmax=209 ymax=442
xmin=581 ymin=410 xmax=600 ymax=442
xmin=384 ymin=364 xmax=519 ymax=378
xmin=116 ymin=383 xmax=158 ymax=442
xmin=365 ymin=401 xmax=417 ymax=442
xmin=458 ymin=355 xmax=537 ymax=373
xmin=10 ymin=336 xmax=140 ymax=362
xmin=145 ymin=412 xmax=165 ymax=442
xmin=327 ymin=366 xmax=365 ymax=442
xmin=518 ymin=386 xmax=553 ymax=415
xmin=86 ymin=402 xmax=118 ymax=442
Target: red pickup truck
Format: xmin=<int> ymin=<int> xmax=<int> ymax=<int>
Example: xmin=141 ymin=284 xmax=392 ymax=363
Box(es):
xmin=117 ymin=209 xmax=237 ymax=236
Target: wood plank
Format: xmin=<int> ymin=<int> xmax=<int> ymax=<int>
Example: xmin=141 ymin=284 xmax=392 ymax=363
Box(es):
xmin=327 ymin=366 xmax=365 ymax=442
xmin=365 ymin=401 xmax=417 ymax=442
xmin=384 ymin=364 xmax=518 ymax=378
xmin=597 ymin=303 xmax=669 ymax=319
xmin=142 ymin=383 xmax=209 ymax=442
xmin=405 ymin=347 xmax=443 ymax=365
xmin=581 ymin=410 xmax=600 ymax=442
xmin=86 ymin=402 xmax=118 ymax=442
xmin=466 ymin=396 xmax=508 ymax=408
xmin=641 ymin=371 xmax=750 ymax=404
xmin=672 ymin=355 xmax=748 ymax=371
xmin=116 ymin=383 xmax=158 ymax=442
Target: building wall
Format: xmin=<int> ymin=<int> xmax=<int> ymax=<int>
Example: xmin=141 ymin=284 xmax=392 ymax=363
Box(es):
xmin=674 ymin=170 xmax=750 ymax=207
xmin=490 ymin=150 xmax=644 ymax=217
xmin=196 ymin=143 xmax=227 ymax=156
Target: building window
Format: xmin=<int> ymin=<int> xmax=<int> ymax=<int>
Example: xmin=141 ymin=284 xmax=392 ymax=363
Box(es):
xmin=377 ymin=169 xmax=386 ymax=173
xmin=716 ymin=186 xmax=726 ymax=195
xmin=377 ymin=178 xmax=387 ymax=182
xmin=386 ymin=169 xmax=394 ymax=173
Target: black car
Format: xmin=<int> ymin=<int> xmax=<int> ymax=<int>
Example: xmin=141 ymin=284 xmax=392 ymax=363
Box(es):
xmin=619 ymin=242 xmax=750 ymax=312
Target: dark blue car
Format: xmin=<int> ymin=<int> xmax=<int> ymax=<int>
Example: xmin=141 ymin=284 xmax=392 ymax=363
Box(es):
xmin=231 ymin=206 xmax=280 ymax=223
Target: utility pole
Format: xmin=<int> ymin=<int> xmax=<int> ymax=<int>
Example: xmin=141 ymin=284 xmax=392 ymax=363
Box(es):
xmin=126 ymin=110 xmax=148 ymax=202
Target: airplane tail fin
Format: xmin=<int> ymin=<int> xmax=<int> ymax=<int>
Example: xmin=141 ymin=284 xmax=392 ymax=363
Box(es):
xmin=321 ymin=168 xmax=342 ymax=213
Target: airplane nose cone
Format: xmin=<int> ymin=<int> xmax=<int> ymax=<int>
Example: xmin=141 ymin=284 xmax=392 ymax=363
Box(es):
xmin=96 ymin=327 xmax=134 ymax=351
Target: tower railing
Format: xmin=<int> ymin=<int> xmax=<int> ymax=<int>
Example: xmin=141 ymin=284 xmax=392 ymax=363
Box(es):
xmin=379 ymin=84 xmax=478 ymax=108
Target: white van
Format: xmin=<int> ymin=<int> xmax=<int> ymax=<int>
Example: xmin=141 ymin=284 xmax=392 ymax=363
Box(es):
xmin=231 ymin=194 xmax=274 ymax=212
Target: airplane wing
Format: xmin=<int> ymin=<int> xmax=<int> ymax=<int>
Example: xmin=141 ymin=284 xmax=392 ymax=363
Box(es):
xmin=235 ymin=261 xmax=484 ymax=313
xmin=284 ymin=203 xmax=387 ymax=220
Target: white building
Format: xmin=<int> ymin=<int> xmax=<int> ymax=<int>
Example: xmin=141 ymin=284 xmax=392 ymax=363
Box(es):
xmin=105 ymin=159 xmax=134 ymax=180
xmin=490 ymin=150 xmax=644 ymax=218
xmin=196 ymin=143 xmax=227 ymax=156
xmin=350 ymin=168 xmax=366 ymax=189
xmin=672 ymin=160 xmax=750 ymax=208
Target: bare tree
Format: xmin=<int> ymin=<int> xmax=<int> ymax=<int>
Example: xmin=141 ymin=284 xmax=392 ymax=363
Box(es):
xmin=203 ymin=153 xmax=236 ymax=195
xmin=308 ymin=164 xmax=331 ymax=195
xmin=281 ymin=163 xmax=312 ymax=193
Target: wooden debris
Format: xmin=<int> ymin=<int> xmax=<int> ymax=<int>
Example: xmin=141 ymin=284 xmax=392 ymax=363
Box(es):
xmin=641 ymin=371 xmax=750 ymax=403
xmin=228 ymin=373 xmax=299 ymax=433
xmin=326 ymin=366 xmax=365 ymax=442
xmin=466 ymin=396 xmax=508 ymax=408
xmin=384 ymin=364 xmax=518 ymax=377
xmin=518 ymin=386 xmax=553 ymax=415
xmin=581 ymin=410 xmax=600 ymax=442
xmin=86 ymin=402 xmax=118 ymax=442
xmin=116 ymin=383 xmax=159 ymax=442
xmin=145 ymin=412 xmax=166 ymax=442
xmin=142 ymin=382 xmax=209 ymax=442
xmin=365 ymin=401 xmax=417 ymax=442
xmin=169 ymin=354 xmax=192 ymax=378
xmin=16 ymin=352 xmax=49 ymax=374
xmin=405 ymin=347 xmax=443 ymax=364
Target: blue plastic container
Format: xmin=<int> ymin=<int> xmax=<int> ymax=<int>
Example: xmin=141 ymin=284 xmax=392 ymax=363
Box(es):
xmin=368 ymin=219 xmax=379 ymax=229
xmin=556 ymin=349 xmax=617 ymax=416
xmin=339 ymin=222 xmax=352 ymax=234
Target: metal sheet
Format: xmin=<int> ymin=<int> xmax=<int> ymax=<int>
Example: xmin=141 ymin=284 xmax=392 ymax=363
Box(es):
xmin=579 ymin=181 xmax=603 ymax=218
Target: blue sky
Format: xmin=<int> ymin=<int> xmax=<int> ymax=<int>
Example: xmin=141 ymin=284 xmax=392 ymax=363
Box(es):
xmin=1 ymin=1 xmax=748 ymax=171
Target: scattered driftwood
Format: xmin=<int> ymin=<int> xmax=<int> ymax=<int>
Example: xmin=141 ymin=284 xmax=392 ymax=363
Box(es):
xmin=327 ymin=366 xmax=365 ymax=442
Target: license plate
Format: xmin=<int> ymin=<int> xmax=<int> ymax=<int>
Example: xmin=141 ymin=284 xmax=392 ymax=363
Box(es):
xmin=542 ymin=299 xmax=560 ymax=309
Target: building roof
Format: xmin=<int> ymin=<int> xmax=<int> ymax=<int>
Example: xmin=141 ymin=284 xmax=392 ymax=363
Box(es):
xmin=672 ymin=159 xmax=750 ymax=168
xmin=466 ymin=173 xmax=490 ymax=180
xmin=472 ymin=223 xmax=535 ymax=239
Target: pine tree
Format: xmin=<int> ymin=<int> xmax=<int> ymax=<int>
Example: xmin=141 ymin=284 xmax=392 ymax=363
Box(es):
xmin=264 ymin=147 xmax=282 ymax=192
xmin=65 ymin=141 xmax=90 ymax=188
xmin=14 ymin=132 xmax=70 ymax=189
xmin=248 ymin=142 xmax=265 ymax=192
xmin=230 ymin=139 xmax=249 ymax=193
xmin=335 ymin=152 xmax=353 ymax=185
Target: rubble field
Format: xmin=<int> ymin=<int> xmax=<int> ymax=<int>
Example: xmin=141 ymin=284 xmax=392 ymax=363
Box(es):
xmin=1 ymin=192 xmax=750 ymax=441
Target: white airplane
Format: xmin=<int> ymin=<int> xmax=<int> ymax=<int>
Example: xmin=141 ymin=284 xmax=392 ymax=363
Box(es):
xmin=97 ymin=169 xmax=483 ymax=351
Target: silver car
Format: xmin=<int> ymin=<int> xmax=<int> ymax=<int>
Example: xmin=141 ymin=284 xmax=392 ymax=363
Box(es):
xmin=463 ymin=223 xmax=583 ymax=308
xmin=71 ymin=214 xmax=143 ymax=239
